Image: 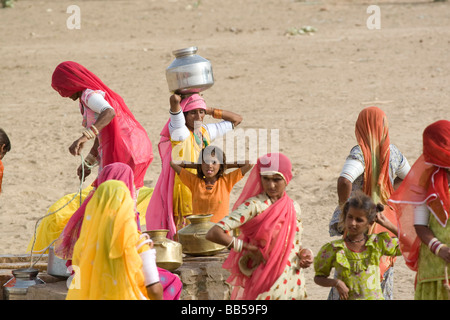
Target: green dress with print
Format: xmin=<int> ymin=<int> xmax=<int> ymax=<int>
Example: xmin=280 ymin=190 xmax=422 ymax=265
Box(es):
xmin=414 ymin=212 xmax=450 ymax=300
xmin=314 ymin=233 xmax=401 ymax=300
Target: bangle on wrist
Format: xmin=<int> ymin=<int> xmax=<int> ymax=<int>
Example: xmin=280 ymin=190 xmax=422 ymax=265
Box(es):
xmin=428 ymin=237 xmax=438 ymax=250
xmin=227 ymin=237 xmax=234 ymax=249
xmin=428 ymin=237 xmax=446 ymax=256
xmin=82 ymin=128 xmax=96 ymax=140
xmin=90 ymin=124 xmax=99 ymax=136
xmin=435 ymin=243 xmax=446 ymax=256
xmin=84 ymin=153 xmax=98 ymax=167
xmin=212 ymin=108 xmax=223 ymax=119
xmin=233 ymin=237 xmax=243 ymax=252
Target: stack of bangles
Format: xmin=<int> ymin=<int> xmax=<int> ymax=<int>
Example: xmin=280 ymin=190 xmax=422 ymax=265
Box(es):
xmin=82 ymin=125 xmax=99 ymax=140
xmin=84 ymin=153 xmax=98 ymax=167
xmin=428 ymin=237 xmax=447 ymax=256
xmin=211 ymin=108 xmax=223 ymax=120
xmin=227 ymin=237 xmax=244 ymax=252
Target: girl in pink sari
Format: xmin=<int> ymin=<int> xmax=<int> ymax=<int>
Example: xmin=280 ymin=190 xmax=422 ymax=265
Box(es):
xmin=206 ymin=153 xmax=313 ymax=300
xmin=51 ymin=61 xmax=153 ymax=190
xmin=56 ymin=162 xmax=182 ymax=300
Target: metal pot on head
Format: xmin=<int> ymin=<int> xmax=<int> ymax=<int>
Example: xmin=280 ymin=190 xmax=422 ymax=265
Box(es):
xmin=165 ymin=46 xmax=214 ymax=94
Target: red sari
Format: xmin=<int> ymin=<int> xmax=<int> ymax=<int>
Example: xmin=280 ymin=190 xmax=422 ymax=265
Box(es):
xmin=389 ymin=120 xmax=450 ymax=271
xmin=51 ymin=61 xmax=153 ymax=189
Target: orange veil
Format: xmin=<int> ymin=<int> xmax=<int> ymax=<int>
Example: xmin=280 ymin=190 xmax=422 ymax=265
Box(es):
xmin=355 ymin=107 xmax=396 ymax=276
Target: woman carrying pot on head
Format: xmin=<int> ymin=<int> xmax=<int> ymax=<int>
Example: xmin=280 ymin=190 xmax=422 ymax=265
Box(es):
xmin=146 ymin=93 xmax=242 ymax=239
xmin=206 ymin=153 xmax=313 ymax=300
xmin=328 ymin=106 xmax=411 ymax=300
xmin=389 ymin=120 xmax=450 ymax=300
xmin=51 ymin=61 xmax=153 ymax=193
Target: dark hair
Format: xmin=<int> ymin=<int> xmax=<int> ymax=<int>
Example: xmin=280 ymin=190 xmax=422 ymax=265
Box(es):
xmin=196 ymin=145 xmax=227 ymax=179
xmin=337 ymin=190 xmax=384 ymax=234
xmin=0 ymin=128 xmax=11 ymax=152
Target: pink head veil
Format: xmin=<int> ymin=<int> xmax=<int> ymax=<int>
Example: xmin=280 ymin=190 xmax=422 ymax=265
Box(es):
xmin=51 ymin=61 xmax=153 ymax=188
xmin=223 ymin=153 xmax=297 ymax=300
xmin=232 ymin=152 xmax=293 ymax=210
xmin=145 ymin=94 xmax=206 ymax=239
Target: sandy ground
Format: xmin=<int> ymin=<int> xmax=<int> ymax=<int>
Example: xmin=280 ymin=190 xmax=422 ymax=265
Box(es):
xmin=1 ymin=0 xmax=449 ymax=300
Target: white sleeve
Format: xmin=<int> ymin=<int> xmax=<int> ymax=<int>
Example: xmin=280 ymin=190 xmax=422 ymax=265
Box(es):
xmin=205 ymin=121 xmax=234 ymax=141
xmin=396 ymin=158 xmax=411 ymax=180
xmin=85 ymin=92 xmax=114 ymax=114
xmin=339 ymin=158 xmax=364 ymax=183
xmin=140 ymin=248 xmax=160 ymax=286
xmin=414 ymin=204 xmax=430 ymax=226
xmin=168 ymin=111 xmax=190 ymax=141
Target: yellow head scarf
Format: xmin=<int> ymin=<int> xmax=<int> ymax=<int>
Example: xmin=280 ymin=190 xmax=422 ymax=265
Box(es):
xmin=67 ymin=180 xmax=149 ymax=300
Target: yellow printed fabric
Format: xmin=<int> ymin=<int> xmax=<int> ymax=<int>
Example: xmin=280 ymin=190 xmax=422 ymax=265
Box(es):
xmin=27 ymin=186 xmax=94 ymax=254
xmin=67 ymin=180 xmax=149 ymax=300
xmin=27 ymin=186 xmax=153 ymax=253
xmin=136 ymin=186 xmax=154 ymax=230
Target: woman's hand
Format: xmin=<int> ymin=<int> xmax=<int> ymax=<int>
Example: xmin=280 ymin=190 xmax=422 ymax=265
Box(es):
xmin=335 ymin=279 xmax=349 ymax=300
xmin=375 ymin=211 xmax=398 ymax=236
xmin=297 ymin=248 xmax=313 ymax=269
xmin=437 ymin=245 xmax=450 ymax=263
xmin=169 ymin=94 xmax=182 ymax=113
xmin=77 ymin=163 xmax=91 ymax=181
xmin=69 ymin=136 xmax=88 ymax=156
xmin=243 ymin=242 xmax=266 ymax=265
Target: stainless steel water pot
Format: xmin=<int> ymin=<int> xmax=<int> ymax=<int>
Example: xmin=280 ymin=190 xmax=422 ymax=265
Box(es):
xmin=165 ymin=46 xmax=214 ymax=94
xmin=3 ymin=268 xmax=44 ymax=300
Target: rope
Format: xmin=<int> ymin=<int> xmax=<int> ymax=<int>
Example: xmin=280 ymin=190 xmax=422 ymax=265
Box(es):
xmin=28 ymin=154 xmax=96 ymax=269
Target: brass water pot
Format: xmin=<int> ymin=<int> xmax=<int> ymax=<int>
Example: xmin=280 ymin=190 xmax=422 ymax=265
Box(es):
xmin=144 ymin=229 xmax=183 ymax=271
xmin=177 ymin=214 xmax=226 ymax=256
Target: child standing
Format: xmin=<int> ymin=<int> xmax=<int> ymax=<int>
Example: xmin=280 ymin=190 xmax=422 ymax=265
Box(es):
xmin=314 ymin=191 xmax=401 ymax=300
xmin=170 ymin=145 xmax=252 ymax=223
xmin=0 ymin=128 xmax=11 ymax=194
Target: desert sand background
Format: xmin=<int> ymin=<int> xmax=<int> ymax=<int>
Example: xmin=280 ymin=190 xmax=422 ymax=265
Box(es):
xmin=1 ymin=0 xmax=449 ymax=300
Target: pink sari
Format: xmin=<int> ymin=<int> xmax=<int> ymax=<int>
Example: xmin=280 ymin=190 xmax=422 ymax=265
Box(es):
xmin=145 ymin=94 xmax=207 ymax=239
xmin=51 ymin=61 xmax=153 ymax=189
xmin=223 ymin=153 xmax=297 ymax=300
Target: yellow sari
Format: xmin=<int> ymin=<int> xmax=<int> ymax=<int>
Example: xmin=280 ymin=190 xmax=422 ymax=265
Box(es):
xmin=27 ymin=186 xmax=153 ymax=254
xmin=27 ymin=187 xmax=93 ymax=254
xmin=66 ymin=180 xmax=150 ymax=300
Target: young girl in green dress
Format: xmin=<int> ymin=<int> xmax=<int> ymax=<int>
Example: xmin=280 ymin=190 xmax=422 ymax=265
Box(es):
xmin=314 ymin=191 xmax=401 ymax=300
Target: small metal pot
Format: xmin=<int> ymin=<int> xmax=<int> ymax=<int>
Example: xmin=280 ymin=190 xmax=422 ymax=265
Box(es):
xmin=3 ymin=268 xmax=44 ymax=300
xmin=165 ymin=46 xmax=214 ymax=94
xmin=47 ymin=246 xmax=71 ymax=278
xmin=178 ymin=214 xmax=225 ymax=256
xmin=143 ymin=229 xmax=183 ymax=271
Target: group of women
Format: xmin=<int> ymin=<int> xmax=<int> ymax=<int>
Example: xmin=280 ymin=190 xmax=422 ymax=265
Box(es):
xmin=46 ymin=61 xmax=448 ymax=300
